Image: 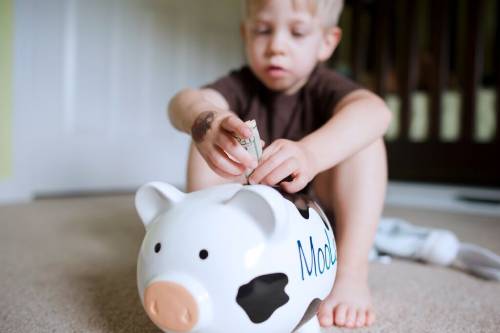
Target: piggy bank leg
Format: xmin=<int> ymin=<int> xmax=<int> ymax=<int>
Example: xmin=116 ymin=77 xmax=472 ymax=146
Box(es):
xmin=294 ymin=317 xmax=321 ymax=333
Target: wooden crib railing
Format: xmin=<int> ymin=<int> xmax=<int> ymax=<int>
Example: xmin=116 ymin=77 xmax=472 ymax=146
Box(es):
xmin=333 ymin=0 xmax=500 ymax=187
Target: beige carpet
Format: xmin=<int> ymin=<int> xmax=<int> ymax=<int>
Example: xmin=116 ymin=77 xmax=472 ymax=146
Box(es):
xmin=1 ymin=194 xmax=499 ymax=332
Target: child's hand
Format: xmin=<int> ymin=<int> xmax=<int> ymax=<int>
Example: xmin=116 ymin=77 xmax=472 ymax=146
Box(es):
xmin=248 ymin=139 xmax=316 ymax=193
xmin=191 ymin=111 xmax=258 ymax=179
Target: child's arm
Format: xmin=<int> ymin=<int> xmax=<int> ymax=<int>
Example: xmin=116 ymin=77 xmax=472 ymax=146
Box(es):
xmin=300 ymin=90 xmax=391 ymax=175
xmin=249 ymin=90 xmax=392 ymax=193
xmin=168 ymin=88 xmax=257 ymax=179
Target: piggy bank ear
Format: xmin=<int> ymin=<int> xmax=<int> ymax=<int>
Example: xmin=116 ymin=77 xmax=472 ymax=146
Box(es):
xmin=135 ymin=182 xmax=185 ymax=228
xmin=225 ymin=185 xmax=289 ymax=240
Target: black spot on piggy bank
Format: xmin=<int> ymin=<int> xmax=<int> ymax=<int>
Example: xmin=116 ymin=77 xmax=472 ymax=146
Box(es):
xmin=135 ymin=182 xmax=337 ymax=333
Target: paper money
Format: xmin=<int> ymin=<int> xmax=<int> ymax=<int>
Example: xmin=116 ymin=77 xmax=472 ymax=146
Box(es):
xmin=235 ymin=119 xmax=262 ymax=178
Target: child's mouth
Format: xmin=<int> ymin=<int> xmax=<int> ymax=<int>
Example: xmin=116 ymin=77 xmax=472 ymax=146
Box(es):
xmin=266 ymin=65 xmax=286 ymax=78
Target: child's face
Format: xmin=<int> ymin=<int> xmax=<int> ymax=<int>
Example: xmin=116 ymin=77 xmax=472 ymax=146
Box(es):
xmin=242 ymin=0 xmax=340 ymax=94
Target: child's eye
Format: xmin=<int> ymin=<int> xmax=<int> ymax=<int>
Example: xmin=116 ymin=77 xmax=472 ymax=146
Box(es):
xmin=251 ymin=23 xmax=271 ymax=35
xmin=291 ymin=29 xmax=308 ymax=38
xmin=253 ymin=28 xmax=271 ymax=35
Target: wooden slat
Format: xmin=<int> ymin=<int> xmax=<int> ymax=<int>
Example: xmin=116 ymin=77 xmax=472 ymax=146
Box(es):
xmin=429 ymin=0 xmax=449 ymax=141
xmin=448 ymin=1 xmax=459 ymax=78
xmin=496 ymin=0 xmax=500 ymax=142
xmin=374 ymin=0 xmax=391 ymax=96
xmin=387 ymin=142 xmax=500 ymax=186
xmin=350 ymin=0 xmax=363 ymax=81
xmin=461 ymin=0 xmax=484 ymax=142
xmin=397 ymin=0 xmax=419 ymax=141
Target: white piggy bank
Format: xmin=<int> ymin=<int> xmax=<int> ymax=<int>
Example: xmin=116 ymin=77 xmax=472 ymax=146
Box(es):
xmin=135 ymin=182 xmax=337 ymax=333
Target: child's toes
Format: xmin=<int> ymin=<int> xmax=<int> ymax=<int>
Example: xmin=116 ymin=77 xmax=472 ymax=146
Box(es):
xmin=345 ymin=308 xmax=357 ymax=328
xmin=333 ymin=303 xmax=349 ymax=326
xmin=366 ymin=309 xmax=376 ymax=326
xmin=355 ymin=309 xmax=366 ymax=327
xmin=317 ymin=304 xmax=334 ymax=327
xmin=318 ymin=315 xmax=333 ymax=327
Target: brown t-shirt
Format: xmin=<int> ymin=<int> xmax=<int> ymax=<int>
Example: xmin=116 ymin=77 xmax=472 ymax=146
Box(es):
xmin=204 ymin=64 xmax=361 ymax=144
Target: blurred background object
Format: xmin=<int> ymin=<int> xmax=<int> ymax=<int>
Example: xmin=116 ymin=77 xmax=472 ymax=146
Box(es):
xmin=0 ymin=0 xmax=13 ymax=184
xmin=330 ymin=0 xmax=500 ymax=215
xmin=0 ymin=0 xmax=243 ymax=202
xmin=0 ymin=0 xmax=499 ymax=216
xmin=333 ymin=0 xmax=499 ymax=186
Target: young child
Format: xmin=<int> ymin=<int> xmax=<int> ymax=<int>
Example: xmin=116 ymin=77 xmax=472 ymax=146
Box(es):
xmin=168 ymin=0 xmax=391 ymax=328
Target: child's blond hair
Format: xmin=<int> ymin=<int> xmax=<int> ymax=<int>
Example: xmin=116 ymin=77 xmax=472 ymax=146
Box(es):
xmin=243 ymin=0 xmax=344 ymax=27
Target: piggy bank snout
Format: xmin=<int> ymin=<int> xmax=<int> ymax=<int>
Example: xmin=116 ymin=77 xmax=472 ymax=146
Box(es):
xmin=144 ymin=281 xmax=199 ymax=332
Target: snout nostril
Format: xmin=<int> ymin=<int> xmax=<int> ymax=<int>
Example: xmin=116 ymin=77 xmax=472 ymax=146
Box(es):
xmin=149 ymin=300 xmax=159 ymax=316
xmin=181 ymin=308 xmax=191 ymax=324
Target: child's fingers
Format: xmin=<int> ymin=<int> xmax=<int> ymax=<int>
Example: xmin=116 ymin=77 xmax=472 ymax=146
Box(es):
xmin=261 ymin=139 xmax=265 ymax=148
xmin=279 ymin=175 xmax=295 ymax=183
xmin=205 ymin=160 xmax=241 ymax=179
xmin=260 ymin=141 xmax=281 ymax=162
xmin=280 ymin=175 xmax=307 ymax=193
xmin=207 ymin=146 xmax=245 ymax=177
xmin=259 ymin=158 xmax=297 ymax=187
xmin=200 ymin=147 xmax=236 ymax=179
xmin=220 ymin=115 xmax=252 ymax=138
xmin=248 ymin=149 xmax=287 ymax=184
xmin=216 ymin=133 xmax=257 ymax=169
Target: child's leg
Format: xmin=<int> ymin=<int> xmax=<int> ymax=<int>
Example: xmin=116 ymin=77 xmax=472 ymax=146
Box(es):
xmin=187 ymin=142 xmax=245 ymax=192
xmin=314 ymin=138 xmax=387 ymax=328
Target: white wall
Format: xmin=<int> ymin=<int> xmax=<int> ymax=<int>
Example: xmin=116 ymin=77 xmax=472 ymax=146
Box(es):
xmin=0 ymin=0 xmax=244 ymax=202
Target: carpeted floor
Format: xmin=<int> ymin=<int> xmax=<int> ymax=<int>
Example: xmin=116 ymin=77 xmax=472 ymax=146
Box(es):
xmin=0 ymin=194 xmax=499 ymax=332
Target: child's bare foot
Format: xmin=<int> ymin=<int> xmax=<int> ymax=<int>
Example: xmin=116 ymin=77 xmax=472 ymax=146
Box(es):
xmin=317 ymin=271 xmax=375 ymax=328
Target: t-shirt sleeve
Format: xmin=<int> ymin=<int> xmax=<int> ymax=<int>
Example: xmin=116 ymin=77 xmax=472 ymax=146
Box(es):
xmin=202 ymin=67 xmax=252 ymax=118
xmin=311 ymin=66 xmax=362 ymax=122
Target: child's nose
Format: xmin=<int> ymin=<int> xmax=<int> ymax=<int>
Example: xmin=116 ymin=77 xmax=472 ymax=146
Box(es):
xmin=267 ymin=32 xmax=286 ymax=56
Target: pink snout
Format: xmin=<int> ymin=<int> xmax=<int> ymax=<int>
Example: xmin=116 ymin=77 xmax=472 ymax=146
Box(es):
xmin=144 ymin=281 xmax=199 ymax=332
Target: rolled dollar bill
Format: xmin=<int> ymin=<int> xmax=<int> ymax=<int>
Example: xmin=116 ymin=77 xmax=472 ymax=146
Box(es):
xmin=235 ymin=119 xmax=262 ymax=178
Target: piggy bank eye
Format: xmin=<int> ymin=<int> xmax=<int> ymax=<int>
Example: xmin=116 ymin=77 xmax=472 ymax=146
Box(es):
xmin=154 ymin=243 xmax=161 ymax=253
xmin=199 ymin=249 xmax=208 ymax=260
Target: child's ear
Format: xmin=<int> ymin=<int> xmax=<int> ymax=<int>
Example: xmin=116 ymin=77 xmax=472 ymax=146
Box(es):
xmin=240 ymin=22 xmax=247 ymax=42
xmin=318 ymin=27 xmax=342 ymax=62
